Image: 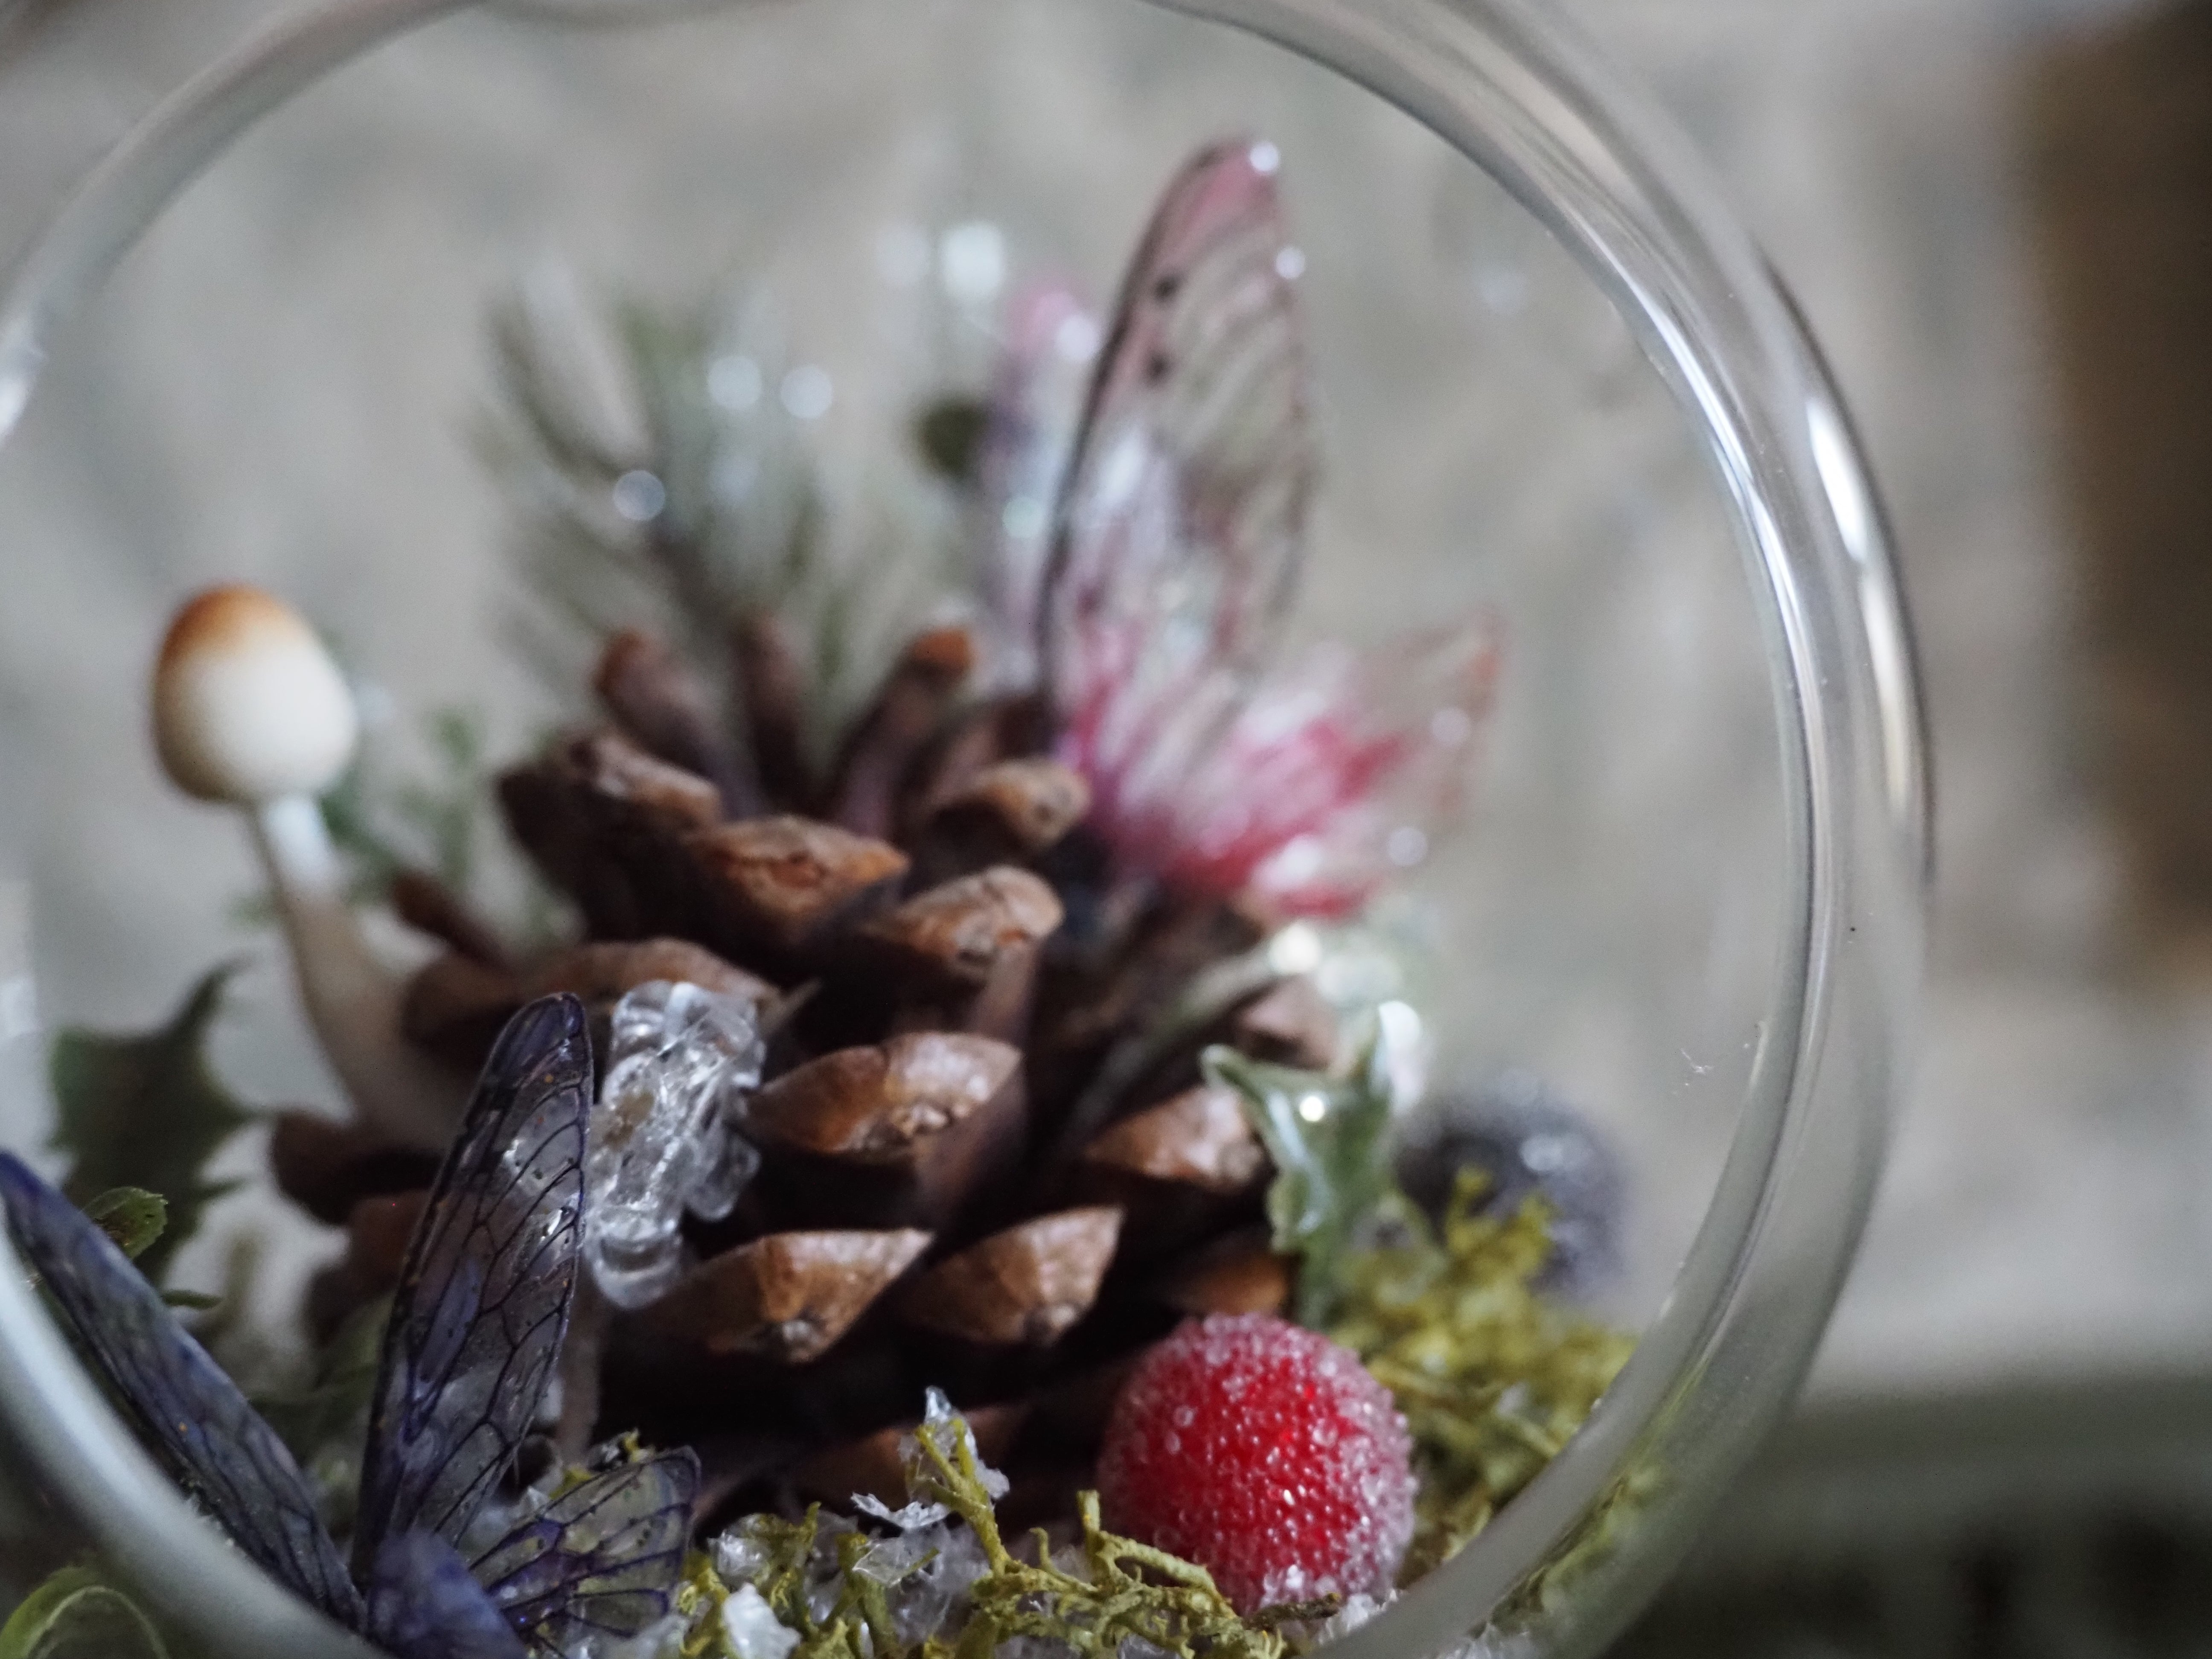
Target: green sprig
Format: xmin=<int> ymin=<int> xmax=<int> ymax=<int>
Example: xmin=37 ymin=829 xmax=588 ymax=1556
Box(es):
xmin=1201 ymin=1037 xmax=1405 ymax=1326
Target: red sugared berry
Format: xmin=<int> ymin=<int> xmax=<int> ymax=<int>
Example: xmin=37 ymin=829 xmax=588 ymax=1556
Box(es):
xmin=1096 ymin=1313 xmax=1417 ymax=1612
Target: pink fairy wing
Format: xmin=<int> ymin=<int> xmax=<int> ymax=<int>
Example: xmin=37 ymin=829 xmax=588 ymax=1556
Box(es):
xmin=1158 ymin=615 xmax=1502 ymax=918
xmin=977 ymin=284 xmax=1100 ymax=688
xmin=1039 ymin=137 xmax=1311 ymax=756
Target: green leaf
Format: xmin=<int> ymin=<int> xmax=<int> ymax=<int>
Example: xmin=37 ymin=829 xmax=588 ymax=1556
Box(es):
xmin=48 ymin=968 xmax=252 ymax=1284
xmin=79 ymin=1188 xmax=166 ymax=1261
xmin=1203 ymin=1036 xmax=1403 ymax=1325
xmin=0 ymin=1566 xmax=169 ymax=1659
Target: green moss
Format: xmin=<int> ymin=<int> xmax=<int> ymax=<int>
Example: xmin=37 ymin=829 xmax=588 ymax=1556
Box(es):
xmin=682 ymin=1407 xmax=1334 ymax=1659
xmin=1327 ymin=1170 xmax=1634 ymax=1578
xmin=908 ymin=1415 xmax=1298 ymax=1659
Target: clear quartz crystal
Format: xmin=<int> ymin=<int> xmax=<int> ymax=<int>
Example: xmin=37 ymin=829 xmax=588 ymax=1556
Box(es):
xmin=887 ymin=1526 xmax=991 ymax=1646
xmin=899 ymin=1387 xmax=1010 ymax=1502
xmin=586 ymin=980 xmax=765 ymax=1308
xmin=720 ymin=1584 xmax=802 ymax=1659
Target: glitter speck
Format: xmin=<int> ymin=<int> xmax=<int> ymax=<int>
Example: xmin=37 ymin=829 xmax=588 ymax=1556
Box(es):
xmin=708 ymin=355 xmax=762 ymax=411
xmin=1054 ymin=312 xmax=1103 ymax=363
xmin=611 ymin=470 xmax=666 ymax=522
xmin=1297 ymin=1094 xmax=1327 ymax=1124
xmin=1274 ymin=246 xmax=1307 ymax=282
xmin=780 ymin=366 xmax=834 ymax=421
xmin=940 ymin=221 xmax=1007 ymax=305
xmin=1269 ymin=923 xmax=1325 ymax=976
xmin=1001 ymin=497 xmax=1048 ymax=541
xmin=1430 ymin=706 xmax=1475 ymax=746
xmin=1249 ymin=140 xmax=1281 ymax=175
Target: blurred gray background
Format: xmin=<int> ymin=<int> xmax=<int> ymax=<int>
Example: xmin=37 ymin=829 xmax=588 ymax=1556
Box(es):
xmin=3 ymin=0 xmax=2211 ymax=1653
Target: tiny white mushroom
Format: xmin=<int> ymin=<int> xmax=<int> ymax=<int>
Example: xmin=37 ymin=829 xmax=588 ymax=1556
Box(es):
xmin=153 ymin=586 xmax=465 ymax=1149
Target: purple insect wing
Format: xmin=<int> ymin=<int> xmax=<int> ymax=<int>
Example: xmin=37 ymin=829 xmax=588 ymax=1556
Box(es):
xmin=0 ymin=1153 xmax=365 ymax=1629
xmin=354 ymin=995 xmax=592 ymax=1577
xmin=470 ymin=1449 xmax=699 ymax=1654
xmin=366 ymin=1530 xmax=528 ymax=1659
xmin=1040 ymin=136 xmax=1312 ymax=768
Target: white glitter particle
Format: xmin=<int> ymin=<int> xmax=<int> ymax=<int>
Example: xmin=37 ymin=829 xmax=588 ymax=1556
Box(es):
xmin=780 ymin=366 xmax=834 ymax=421
xmin=1249 ymin=140 xmax=1281 ymax=175
xmin=1430 ymin=706 xmax=1475 ymax=746
xmin=1001 ymin=496 xmax=1048 ymax=541
xmin=708 ymin=354 xmax=763 ymax=411
xmin=1268 ymin=922 xmax=1325 ymax=976
xmin=1054 ymin=311 xmax=1103 ymax=363
xmin=720 ymin=1583 xmax=800 ymax=1659
xmin=940 ymin=221 xmax=1007 ymax=306
xmin=1274 ymin=246 xmax=1307 ymax=282
xmin=1385 ymin=825 xmax=1429 ymax=867
xmin=1297 ymin=1093 xmax=1327 ymax=1124
xmin=611 ymin=470 xmax=666 ymax=522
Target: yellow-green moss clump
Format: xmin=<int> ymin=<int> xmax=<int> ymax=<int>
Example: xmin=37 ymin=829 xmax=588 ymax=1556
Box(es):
xmin=1328 ymin=1172 xmax=1634 ymax=1578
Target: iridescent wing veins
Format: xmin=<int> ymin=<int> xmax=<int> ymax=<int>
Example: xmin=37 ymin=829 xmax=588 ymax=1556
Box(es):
xmin=364 ymin=1529 xmax=527 ymax=1659
xmin=978 ymin=284 xmax=1100 ymax=686
xmin=0 ymin=1154 xmax=364 ymax=1627
xmin=470 ymin=1449 xmax=700 ymax=1655
xmin=354 ymin=995 xmax=592 ymax=1572
xmin=1039 ymin=136 xmax=1312 ymax=786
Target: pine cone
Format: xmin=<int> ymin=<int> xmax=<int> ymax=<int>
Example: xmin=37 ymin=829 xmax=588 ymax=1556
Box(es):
xmin=285 ymin=624 xmax=1326 ymax=1526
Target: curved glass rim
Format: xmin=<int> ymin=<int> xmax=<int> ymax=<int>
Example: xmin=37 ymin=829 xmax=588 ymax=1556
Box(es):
xmin=0 ymin=0 xmax=1927 ymax=1655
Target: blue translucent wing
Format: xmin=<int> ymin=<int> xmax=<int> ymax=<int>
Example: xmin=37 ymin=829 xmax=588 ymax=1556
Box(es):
xmin=471 ymin=1449 xmax=699 ymax=1655
xmin=0 ymin=1153 xmax=364 ymax=1628
xmin=365 ymin=1530 xmax=528 ymax=1659
xmin=354 ymin=996 xmax=591 ymax=1571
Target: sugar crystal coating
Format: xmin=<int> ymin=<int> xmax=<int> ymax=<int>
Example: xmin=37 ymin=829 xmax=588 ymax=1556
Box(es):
xmin=1096 ymin=1312 xmax=1416 ymax=1613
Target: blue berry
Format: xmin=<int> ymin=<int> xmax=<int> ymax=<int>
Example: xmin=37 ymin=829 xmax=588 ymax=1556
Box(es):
xmin=1396 ymin=1074 xmax=1624 ymax=1297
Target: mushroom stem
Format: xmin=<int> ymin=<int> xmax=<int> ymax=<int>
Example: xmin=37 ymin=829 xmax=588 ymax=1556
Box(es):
xmin=252 ymin=797 xmax=463 ymax=1150
xmin=154 ymin=586 xmax=470 ymax=1150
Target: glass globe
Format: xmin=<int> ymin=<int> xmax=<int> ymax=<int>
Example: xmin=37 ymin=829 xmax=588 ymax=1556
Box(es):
xmin=0 ymin=0 xmax=1925 ymax=1656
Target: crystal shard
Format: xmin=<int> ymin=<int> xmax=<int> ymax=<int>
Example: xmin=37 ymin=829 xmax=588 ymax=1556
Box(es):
xmin=588 ymin=980 xmax=766 ymax=1309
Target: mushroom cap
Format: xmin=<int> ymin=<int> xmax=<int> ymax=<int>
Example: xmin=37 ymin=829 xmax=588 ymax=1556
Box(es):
xmin=153 ymin=586 xmax=358 ymax=803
